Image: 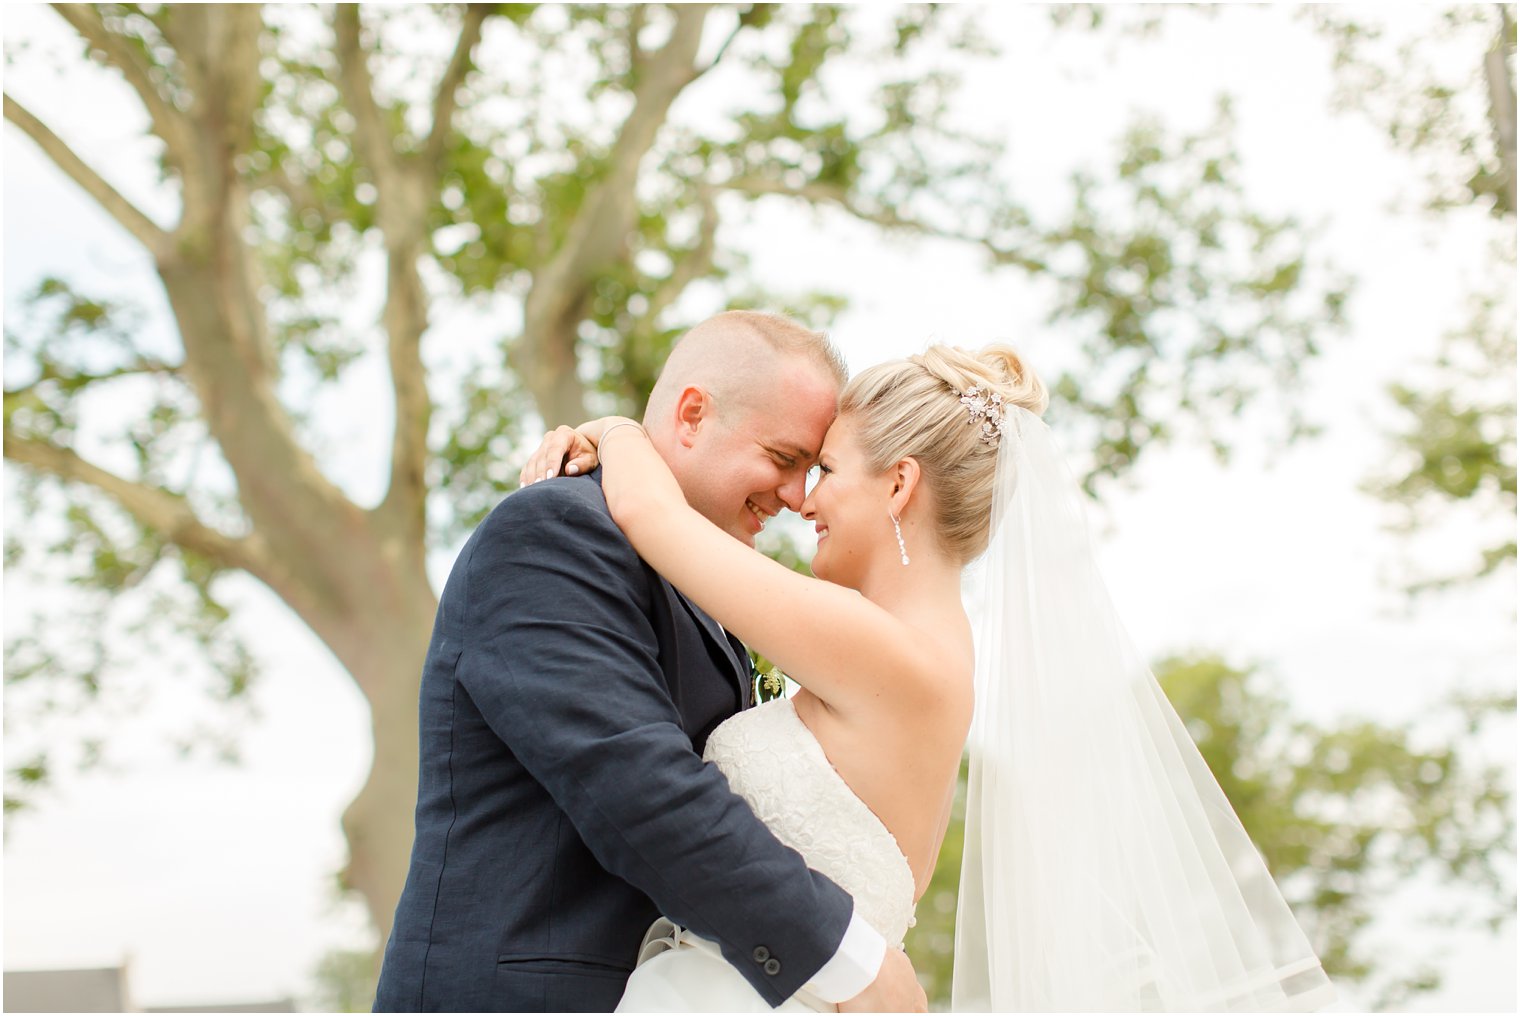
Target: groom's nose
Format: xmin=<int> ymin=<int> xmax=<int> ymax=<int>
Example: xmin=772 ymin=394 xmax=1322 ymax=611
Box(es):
xmin=777 ymin=471 xmax=808 ymax=513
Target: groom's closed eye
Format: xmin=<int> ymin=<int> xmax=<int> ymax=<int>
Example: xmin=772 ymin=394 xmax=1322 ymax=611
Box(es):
xmin=766 ymin=448 xmax=798 ymax=469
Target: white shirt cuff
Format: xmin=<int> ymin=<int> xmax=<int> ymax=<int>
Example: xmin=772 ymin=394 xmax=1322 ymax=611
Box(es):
xmin=803 ymin=910 xmax=888 ymax=1004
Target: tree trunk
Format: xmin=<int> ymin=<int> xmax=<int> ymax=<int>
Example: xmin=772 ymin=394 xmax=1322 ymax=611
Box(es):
xmin=163 ymin=231 xmax=441 ymax=952
xmin=335 ymin=602 xmax=434 ymax=959
xmin=282 ymin=526 xmax=439 ymax=972
xmin=515 ymin=307 xmax=591 ymax=427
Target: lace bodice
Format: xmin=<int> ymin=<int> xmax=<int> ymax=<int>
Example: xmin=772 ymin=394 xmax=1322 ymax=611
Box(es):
xmin=703 ymin=698 xmax=917 ymax=946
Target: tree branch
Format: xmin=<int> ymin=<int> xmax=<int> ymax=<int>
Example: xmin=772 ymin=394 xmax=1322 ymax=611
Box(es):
xmin=1484 ymin=5 xmax=1516 ymax=216
xmin=331 ymin=7 xmax=433 ymax=528
xmin=563 ymin=5 xmax=712 ymax=282
xmin=518 ymin=4 xmax=713 ymax=424
xmin=49 ymin=3 xmax=193 ymax=164
xmin=7 ymin=357 xmax=181 ymax=399
xmin=386 ymin=0 xmax=492 ymax=520
xmin=147 ymin=4 xmax=263 ymax=166
xmin=375 ymin=231 xmax=433 ymax=531
xmin=645 ymin=187 xmax=719 ymax=325
xmin=260 ymin=160 xmax=326 ymax=226
xmin=697 ymin=3 xmax=771 ymax=78
xmin=331 ymin=7 xmax=457 ymax=531
xmin=3 ymin=430 xmax=267 ymax=577
xmin=424 ymin=4 xmax=492 ymax=167
xmin=719 ymin=174 xmax=1050 ymax=273
xmin=4 ymin=95 xmax=170 ymax=256
xmin=334 ymin=5 xmax=402 ymax=185
xmin=627 ymin=5 xmax=649 ymax=70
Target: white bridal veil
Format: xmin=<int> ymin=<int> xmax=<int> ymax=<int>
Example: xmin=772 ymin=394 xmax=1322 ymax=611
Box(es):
xmin=951 ymin=406 xmax=1336 ymax=1012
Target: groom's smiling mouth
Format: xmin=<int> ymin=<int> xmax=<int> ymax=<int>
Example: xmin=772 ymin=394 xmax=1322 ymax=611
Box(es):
xmin=745 ymin=499 xmax=773 ymax=530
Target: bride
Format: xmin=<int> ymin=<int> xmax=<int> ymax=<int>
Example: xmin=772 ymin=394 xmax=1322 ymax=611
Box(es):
xmin=522 ymin=343 xmax=1335 ymax=1012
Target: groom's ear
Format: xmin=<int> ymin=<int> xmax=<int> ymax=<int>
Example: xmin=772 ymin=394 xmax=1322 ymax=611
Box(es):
xmin=673 ymin=385 xmax=714 ymax=448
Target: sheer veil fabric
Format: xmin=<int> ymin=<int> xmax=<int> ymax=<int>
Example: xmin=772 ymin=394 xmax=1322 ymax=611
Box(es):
xmin=951 ymin=407 xmax=1336 ymax=1012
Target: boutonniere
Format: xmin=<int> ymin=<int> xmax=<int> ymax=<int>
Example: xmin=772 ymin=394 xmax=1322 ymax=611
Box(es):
xmin=750 ymin=656 xmax=789 ymax=703
xmin=756 ymin=666 xmax=787 ymax=702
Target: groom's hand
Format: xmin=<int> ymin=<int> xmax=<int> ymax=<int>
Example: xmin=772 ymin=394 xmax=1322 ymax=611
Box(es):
xmin=837 ymin=947 xmax=926 ymax=1013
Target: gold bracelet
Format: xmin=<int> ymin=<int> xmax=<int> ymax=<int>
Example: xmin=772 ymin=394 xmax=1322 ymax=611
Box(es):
xmin=599 ymin=420 xmax=648 ymax=452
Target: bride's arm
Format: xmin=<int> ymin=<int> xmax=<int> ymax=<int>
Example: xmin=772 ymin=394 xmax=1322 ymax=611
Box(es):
xmin=587 ymin=417 xmax=946 ymax=716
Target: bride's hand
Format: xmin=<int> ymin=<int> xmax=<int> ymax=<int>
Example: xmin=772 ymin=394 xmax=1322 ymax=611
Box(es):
xmin=518 ymin=424 xmax=601 ymax=487
xmin=839 ymin=947 xmax=927 ymax=1013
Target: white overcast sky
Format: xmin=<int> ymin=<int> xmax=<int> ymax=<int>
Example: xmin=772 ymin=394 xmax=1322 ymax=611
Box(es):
xmin=3 ymin=4 xmax=1516 ymax=1011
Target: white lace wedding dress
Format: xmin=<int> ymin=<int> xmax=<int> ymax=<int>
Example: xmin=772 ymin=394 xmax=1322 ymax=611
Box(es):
xmin=615 ymin=697 xmax=916 ymax=1012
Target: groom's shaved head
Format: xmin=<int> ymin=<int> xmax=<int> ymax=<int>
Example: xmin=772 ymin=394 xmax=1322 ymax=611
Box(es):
xmin=643 ymin=311 xmax=848 ymax=543
xmin=644 ymin=311 xmax=848 ymax=428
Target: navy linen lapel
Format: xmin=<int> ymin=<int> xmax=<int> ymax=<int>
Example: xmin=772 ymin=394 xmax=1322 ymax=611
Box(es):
xmin=670 ymin=585 xmax=750 ymax=707
xmin=726 ymin=632 xmax=755 ymax=710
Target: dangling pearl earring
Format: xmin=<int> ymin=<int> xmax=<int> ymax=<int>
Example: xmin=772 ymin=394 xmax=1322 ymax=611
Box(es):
xmin=891 ymin=511 xmax=910 ymax=566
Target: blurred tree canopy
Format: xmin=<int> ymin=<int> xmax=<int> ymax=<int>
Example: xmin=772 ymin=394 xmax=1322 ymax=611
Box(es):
xmin=906 ymin=656 xmax=1516 ymax=1011
xmin=1310 ymin=4 xmax=1517 ymax=591
xmin=3 ymin=3 xmax=1348 ymax=953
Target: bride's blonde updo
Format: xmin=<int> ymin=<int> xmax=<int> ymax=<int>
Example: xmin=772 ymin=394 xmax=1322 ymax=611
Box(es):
xmin=838 ymin=344 xmax=1048 ymax=564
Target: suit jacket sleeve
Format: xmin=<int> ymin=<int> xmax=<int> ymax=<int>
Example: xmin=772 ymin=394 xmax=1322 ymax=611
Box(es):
xmin=456 ymin=482 xmax=856 ymax=1004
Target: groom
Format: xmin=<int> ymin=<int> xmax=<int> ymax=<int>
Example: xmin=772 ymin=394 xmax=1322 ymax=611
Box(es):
xmin=374 ymin=311 xmax=925 ymax=1012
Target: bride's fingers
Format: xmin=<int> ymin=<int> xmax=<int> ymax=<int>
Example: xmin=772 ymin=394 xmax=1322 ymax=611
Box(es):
xmin=519 ymin=439 xmax=554 ymax=487
xmin=522 ymin=427 xmax=578 ymax=485
xmin=564 ymin=449 xmax=597 ymax=476
xmin=520 ymin=425 xmax=592 ymax=487
xmin=542 ymin=426 xmax=577 ymax=480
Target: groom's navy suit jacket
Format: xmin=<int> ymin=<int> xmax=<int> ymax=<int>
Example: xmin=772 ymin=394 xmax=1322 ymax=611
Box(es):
xmin=374 ymin=471 xmax=855 ymax=1012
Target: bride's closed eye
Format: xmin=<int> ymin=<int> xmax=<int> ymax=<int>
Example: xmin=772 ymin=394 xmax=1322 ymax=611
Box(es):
xmin=805 ymin=463 xmax=831 ymax=496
